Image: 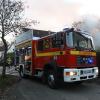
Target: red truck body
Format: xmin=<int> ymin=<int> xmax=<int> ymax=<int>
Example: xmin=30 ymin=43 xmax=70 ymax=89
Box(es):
xmin=15 ymin=28 xmax=98 ymax=88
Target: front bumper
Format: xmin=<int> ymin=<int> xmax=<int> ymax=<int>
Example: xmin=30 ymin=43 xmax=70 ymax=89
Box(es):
xmin=63 ymin=67 xmax=98 ymax=82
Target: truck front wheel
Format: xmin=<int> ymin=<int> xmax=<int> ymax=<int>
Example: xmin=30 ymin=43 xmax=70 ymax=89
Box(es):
xmin=47 ymin=70 xmax=59 ymax=89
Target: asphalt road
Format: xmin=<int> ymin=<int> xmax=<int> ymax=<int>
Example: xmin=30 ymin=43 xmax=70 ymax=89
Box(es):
xmin=5 ymin=77 xmax=100 ymax=100
xmin=0 ymin=67 xmax=100 ymax=100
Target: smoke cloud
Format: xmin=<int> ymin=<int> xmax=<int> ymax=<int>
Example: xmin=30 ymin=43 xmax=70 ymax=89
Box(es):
xmin=72 ymin=15 xmax=100 ymax=49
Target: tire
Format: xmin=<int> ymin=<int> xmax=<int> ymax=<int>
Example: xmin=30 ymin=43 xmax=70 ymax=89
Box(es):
xmin=47 ymin=70 xmax=59 ymax=89
xmin=19 ymin=67 xmax=27 ymax=78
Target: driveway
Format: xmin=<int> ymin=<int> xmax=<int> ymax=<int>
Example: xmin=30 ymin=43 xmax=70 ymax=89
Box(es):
xmin=4 ymin=77 xmax=100 ymax=100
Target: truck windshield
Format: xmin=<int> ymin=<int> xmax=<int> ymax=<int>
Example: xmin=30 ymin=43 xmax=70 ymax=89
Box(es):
xmin=66 ymin=31 xmax=94 ymax=50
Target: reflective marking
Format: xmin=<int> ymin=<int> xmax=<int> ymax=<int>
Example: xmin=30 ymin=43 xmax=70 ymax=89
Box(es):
xmin=36 ymin=51 xmax=65 ymax=57
xmin=70 ymin=51 xmax=96 ymax=56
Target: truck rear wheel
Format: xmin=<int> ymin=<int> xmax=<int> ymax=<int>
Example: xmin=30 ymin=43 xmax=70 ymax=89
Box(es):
xmin=19 ymin=67 xmax=27 ymax=78
xmin=47 ymin=70 xmax=58 ymax=89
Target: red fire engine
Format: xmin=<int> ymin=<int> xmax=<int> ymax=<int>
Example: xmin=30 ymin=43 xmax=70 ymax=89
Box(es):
xmin=15 ymin=28 xmax=98 ymax=88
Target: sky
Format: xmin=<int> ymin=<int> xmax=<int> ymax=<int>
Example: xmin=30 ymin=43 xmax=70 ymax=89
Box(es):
xmin=6 ymin=0 xmax=100 ymax=51
xmin=22 ymin=0 xmax=100 ymax=31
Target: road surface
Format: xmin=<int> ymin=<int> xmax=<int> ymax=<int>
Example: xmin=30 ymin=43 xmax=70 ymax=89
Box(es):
xmin=5 ymin=77 xmax=100 ymax=100
xmin=0 ymin=67 xmax=100 ymax=100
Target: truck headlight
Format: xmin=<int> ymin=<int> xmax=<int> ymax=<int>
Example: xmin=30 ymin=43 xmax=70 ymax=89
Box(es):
xmin=65 ymin=72 xmax=77 ymax=76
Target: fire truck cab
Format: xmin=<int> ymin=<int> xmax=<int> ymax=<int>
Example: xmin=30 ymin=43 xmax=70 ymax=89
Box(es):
xmin=15 ymin=28 xmax=98 ymax=88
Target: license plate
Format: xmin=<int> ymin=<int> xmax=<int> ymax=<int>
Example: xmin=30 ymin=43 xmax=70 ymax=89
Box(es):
xmin=83 ymin=70 xmax=92 ymax=74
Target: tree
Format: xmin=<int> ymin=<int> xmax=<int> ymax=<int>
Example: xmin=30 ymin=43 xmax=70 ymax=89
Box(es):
xmin=72 ymin=20 xmax=91 ymax=33
xmin=7 ymin=52 xmax=14 ymax=66
xmin=0 ymin=0 xmax=34 ymax=78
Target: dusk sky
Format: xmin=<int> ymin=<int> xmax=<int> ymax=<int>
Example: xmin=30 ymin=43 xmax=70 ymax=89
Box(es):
xmin=22 ymin=0 xmax=100 ymax=31
xmin=6 ymin=0 xmax=100 ymax=45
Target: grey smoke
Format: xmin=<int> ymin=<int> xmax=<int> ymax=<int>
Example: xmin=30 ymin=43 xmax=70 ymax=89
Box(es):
xmin=72 ymin=16 xmax=100 ymax=49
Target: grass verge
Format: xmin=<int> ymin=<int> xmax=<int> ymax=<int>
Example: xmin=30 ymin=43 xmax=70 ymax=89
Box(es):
xmin=0 ymin=75 xmax=20 ymax=95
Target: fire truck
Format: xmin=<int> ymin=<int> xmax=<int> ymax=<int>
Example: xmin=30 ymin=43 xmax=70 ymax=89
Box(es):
xmin=15 ymin=28 xmax=98 ymax=88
